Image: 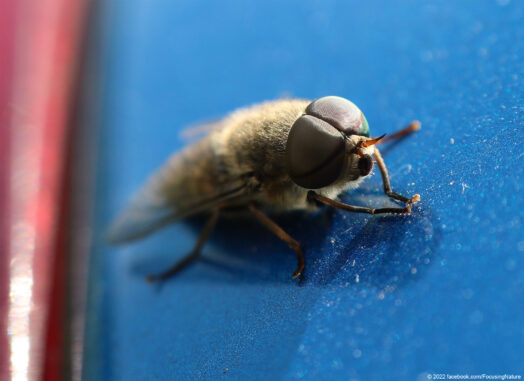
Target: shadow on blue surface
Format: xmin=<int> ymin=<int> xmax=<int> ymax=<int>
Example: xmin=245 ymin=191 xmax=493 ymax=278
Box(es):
xmin=121 ymin=184 xmax=442 ymax=380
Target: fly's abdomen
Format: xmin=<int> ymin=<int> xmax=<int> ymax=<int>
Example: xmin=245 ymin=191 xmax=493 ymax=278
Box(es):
xmin=107 ymin=136 xmax=240 ymax=243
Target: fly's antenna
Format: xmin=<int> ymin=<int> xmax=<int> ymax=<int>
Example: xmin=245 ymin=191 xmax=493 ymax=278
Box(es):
xmin=362 ymin=133 xmax=387 ymax=147
xmin=375 ymin=120 xmax=421 ymax=145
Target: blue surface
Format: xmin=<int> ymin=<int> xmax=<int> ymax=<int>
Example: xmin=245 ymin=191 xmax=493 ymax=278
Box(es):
xmin=84 ymin=1 xmax=524 ymax=380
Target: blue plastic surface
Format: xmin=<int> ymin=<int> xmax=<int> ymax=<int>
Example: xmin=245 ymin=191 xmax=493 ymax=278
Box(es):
xmin=84 ymin=1 xmax=524 ymax=380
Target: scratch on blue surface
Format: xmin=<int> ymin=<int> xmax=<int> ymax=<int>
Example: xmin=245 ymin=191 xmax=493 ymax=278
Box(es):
xmin=84 ymin=1 xmax=524 ymax=380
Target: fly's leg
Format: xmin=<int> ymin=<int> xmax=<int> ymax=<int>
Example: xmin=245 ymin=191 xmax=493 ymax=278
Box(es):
xmin=372 ymin=121 xmax=421 ymax=204
xmin=308 ymin=191 xmax=414 ymax=215
xmin=373 ymin=147 xmax=420 ymax=205
xmin=146 ymin=209 xmax=220 ymax=282
xmin=248 ymin=203 xmax=305 ymax=279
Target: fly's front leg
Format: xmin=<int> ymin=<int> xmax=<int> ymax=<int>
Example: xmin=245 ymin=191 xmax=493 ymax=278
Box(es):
xmin=308 ymin=191 xmax=413 ymax=215
xmin=146 ymin=209 xmax=220 ymax=282
xmin=373 ymin=147 xmax=420 ymax=205
xmin=248 ymin=203 xmax=305 ymax=279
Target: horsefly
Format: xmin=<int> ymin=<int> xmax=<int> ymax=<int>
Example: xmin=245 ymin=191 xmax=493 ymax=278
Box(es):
xmin=108 ymin=96 xmax=421 ymax=280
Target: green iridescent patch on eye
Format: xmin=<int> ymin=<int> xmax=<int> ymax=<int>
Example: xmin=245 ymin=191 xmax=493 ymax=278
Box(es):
xmin=359 ymin=114 xmax=370 ymax=137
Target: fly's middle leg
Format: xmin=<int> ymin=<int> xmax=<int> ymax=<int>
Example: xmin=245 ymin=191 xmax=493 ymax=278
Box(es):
xmin=146 ymin=209 xmax=220 ymax=282
xmin=248 ymin=203 xmax=305 ymax=279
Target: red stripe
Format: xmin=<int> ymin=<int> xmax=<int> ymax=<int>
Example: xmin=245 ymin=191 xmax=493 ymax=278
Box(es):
xmin=2 ymin=0 xmax=88 ymax=379
xmin=0 ymin=0 xmax=16 ymax=377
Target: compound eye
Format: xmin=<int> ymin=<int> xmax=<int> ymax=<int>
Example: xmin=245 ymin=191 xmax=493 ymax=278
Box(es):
xmin=306 ymin=96 xmax=370 ymax=137
xmin=286 ymin=115 xmax=346 ymax=189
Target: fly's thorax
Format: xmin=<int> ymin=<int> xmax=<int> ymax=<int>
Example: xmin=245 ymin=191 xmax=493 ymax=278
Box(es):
xmin=251 ymin=178 xmax=311 ymax=211
xmin=213 ymin=99 xmax=310 ymax=176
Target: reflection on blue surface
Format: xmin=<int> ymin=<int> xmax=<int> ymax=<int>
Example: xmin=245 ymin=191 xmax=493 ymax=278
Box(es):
xmin=84 ymin=0 xmax=524 ymax=380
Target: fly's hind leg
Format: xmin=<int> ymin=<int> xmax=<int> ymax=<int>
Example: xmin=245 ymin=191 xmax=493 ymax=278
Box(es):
xmin=248 ymin=203 xmax=305 ymax=279
xmin=146 ymin=209 xmax=220 ymax=282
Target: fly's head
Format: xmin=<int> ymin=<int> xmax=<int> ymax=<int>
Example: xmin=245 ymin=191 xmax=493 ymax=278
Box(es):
xmin=285 ymin=96 xmax=381 ymax=190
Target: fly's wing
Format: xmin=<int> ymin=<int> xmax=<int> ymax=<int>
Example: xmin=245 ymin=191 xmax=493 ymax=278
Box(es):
xmin=106 ymin=177 xmax=179 ymax=244
xmin=107 ymin=173 xmax=248 ymax=244
xmin=107 ymin=137 xmax=249 ymax=244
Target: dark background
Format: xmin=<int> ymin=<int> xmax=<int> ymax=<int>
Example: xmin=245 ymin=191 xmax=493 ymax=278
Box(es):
xmin=84 ymin=1 xmax=524 ymax=380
